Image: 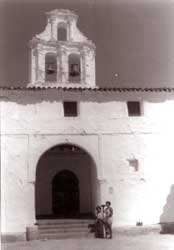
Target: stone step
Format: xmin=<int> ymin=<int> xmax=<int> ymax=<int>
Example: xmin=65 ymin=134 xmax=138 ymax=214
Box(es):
xmin=39 ymin=229 xmax=89 ymax=235
xmin=38 ymin=223 xmax=92 ymax=229
xmin=39 ymin=226 xmax=91 ymax=231
xmin=39 ymin=231 xmax=92 ymax=240
xmin=37 ymin=219 xmax=94 ymax=225
xmin=39 ymin=227 xmax=89 ymax=234
xmin=36 ymin=219 xmax=94 ymax=240
xmin=36 ymin=223 xmax=161 ymax=240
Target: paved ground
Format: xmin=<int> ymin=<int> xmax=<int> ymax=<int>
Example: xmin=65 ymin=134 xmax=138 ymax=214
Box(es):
xmin=2 ymin=234 xmax=174 ymax=250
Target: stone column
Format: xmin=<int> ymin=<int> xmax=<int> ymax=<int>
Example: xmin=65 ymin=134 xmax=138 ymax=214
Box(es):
xmin=51 ymin=17 xmax=57 ymax=41
xmin=26 ymin=181 xmax=38 ymax=240
xmin=68 ymin=22 xmax=71 ymax=41
xmin=57 ymin=48 xmax=61 ymax=82
xmin=84 ymin=47 xmax=96 ymax=87
xmin=31 ymin=48 xmax=37 ymax=83
xmin=50 ymin=18 xmax=54 ymax=41
xmin=37 ymin=48 xmax=45 ymax=82
xmin=90 ymin=49 xmax=96 ymax=87
xmin=68 ymin=18 xmax=74 ymax=42
xmin=80 ymin=50 xmax=86 ymax=84
xmin=61 ymin=48 xmax=68 ymax=83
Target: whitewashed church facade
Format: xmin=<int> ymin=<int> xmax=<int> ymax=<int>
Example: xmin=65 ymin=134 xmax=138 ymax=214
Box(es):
xmin=1 ymin=9 xmax=174 ymax=241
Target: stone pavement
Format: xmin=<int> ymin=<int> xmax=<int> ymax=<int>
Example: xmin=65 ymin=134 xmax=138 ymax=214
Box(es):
xmin=2 ymin=234 xmax=174 ymax=250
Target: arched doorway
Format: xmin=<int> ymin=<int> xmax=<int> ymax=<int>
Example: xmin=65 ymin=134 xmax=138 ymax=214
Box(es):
xmin=35 ymin=144 xmax=97 ymax=219
xmin=52 ymin=170 xmax=79 ymax=217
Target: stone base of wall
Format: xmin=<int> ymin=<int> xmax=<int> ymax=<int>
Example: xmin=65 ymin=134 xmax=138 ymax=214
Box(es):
xmin=26 ymin=226 xmax=39 ymax=241
xmin=1 ymin=226 xmax=39 ymax=243
xmin=1 ymin=232 xmax=26 ymax=243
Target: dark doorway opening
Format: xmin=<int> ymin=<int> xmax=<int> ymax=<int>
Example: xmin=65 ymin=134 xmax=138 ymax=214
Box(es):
xmin=36 ymin=144 xmax=97 ymax=220
xmin=52 ymin=170 xmax=79 ymax=217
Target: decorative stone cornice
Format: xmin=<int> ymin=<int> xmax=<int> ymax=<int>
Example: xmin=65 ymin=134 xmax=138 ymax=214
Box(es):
xmin=29 ymin=37 xmax=95 ymax=50
xmin=46 ymin=9 xmax=78 ymax=21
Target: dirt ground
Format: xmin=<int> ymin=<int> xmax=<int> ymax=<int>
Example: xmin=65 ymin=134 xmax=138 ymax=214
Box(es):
xmin=2 ymin=233 xmax=174 ymax=250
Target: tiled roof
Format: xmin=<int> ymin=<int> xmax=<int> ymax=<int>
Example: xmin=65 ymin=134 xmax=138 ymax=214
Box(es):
xmin=1 ymin=86 xmax=174 ymax=92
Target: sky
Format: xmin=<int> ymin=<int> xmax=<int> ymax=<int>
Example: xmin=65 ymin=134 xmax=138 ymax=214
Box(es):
xmin=0 ymin=0 xmax=173 ymax=87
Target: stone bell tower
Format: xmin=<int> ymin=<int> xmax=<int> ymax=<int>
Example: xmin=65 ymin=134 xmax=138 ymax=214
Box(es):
xmin=28 ymin=9 xmax=96 ymax=87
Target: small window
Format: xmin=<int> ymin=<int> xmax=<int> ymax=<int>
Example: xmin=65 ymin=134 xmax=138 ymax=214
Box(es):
xmin=63 ymin=102 xmax=78 ymax=117
xmin=127 ymin=101 xmax=141 ymax=116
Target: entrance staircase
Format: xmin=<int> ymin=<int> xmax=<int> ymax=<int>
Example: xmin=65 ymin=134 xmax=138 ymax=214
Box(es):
xmin=37 ymin=219 xmax=95 ymax=240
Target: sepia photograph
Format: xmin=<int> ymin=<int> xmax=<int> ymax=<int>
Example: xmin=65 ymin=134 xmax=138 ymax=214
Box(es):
xmin=0 ymin=0 xmax=174 ymax=249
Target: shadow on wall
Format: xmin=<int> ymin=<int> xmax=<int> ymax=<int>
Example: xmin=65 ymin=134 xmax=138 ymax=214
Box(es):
xmin=160 ymin=184 xmax=174 ymax=234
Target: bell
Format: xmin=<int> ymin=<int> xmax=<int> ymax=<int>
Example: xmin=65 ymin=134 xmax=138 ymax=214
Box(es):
xmin=46 ymin=64 xmax=55 ymax=74
xmin=70 ymin=64 xmax=80 ymax=77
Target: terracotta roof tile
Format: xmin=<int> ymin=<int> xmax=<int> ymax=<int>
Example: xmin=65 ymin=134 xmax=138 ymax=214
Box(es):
xmin=1 ymin=86 xmax=174 ymax=92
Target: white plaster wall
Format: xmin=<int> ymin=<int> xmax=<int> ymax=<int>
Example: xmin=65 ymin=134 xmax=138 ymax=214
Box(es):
xmin=1 ymin=135 xmax=35 ymax=233
xmin=2 ymin=91 xmax=174 ymax=135
xmin=1 ymin=90 xmax=174 ymax=233
xmin=100 ymin=134 xmax=174 ymax=226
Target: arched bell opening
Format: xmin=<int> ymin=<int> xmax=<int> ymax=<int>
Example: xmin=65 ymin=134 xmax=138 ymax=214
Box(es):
xmin=45 ymin=52 xmax=57 ymax=82
xmin=57 ymin=23 xmax=67 ymax=41
xmin=68 ymin=53 xmax=81 ymax=83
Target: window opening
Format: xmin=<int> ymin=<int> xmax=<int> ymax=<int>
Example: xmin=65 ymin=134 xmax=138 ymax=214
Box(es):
xmin=63 ymin=102 xmax=78 ymax=117
xmin=127 ymin=101 xmax=141 ymax=116
xmin=57 ymin=26 xmax=67 ymax=41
